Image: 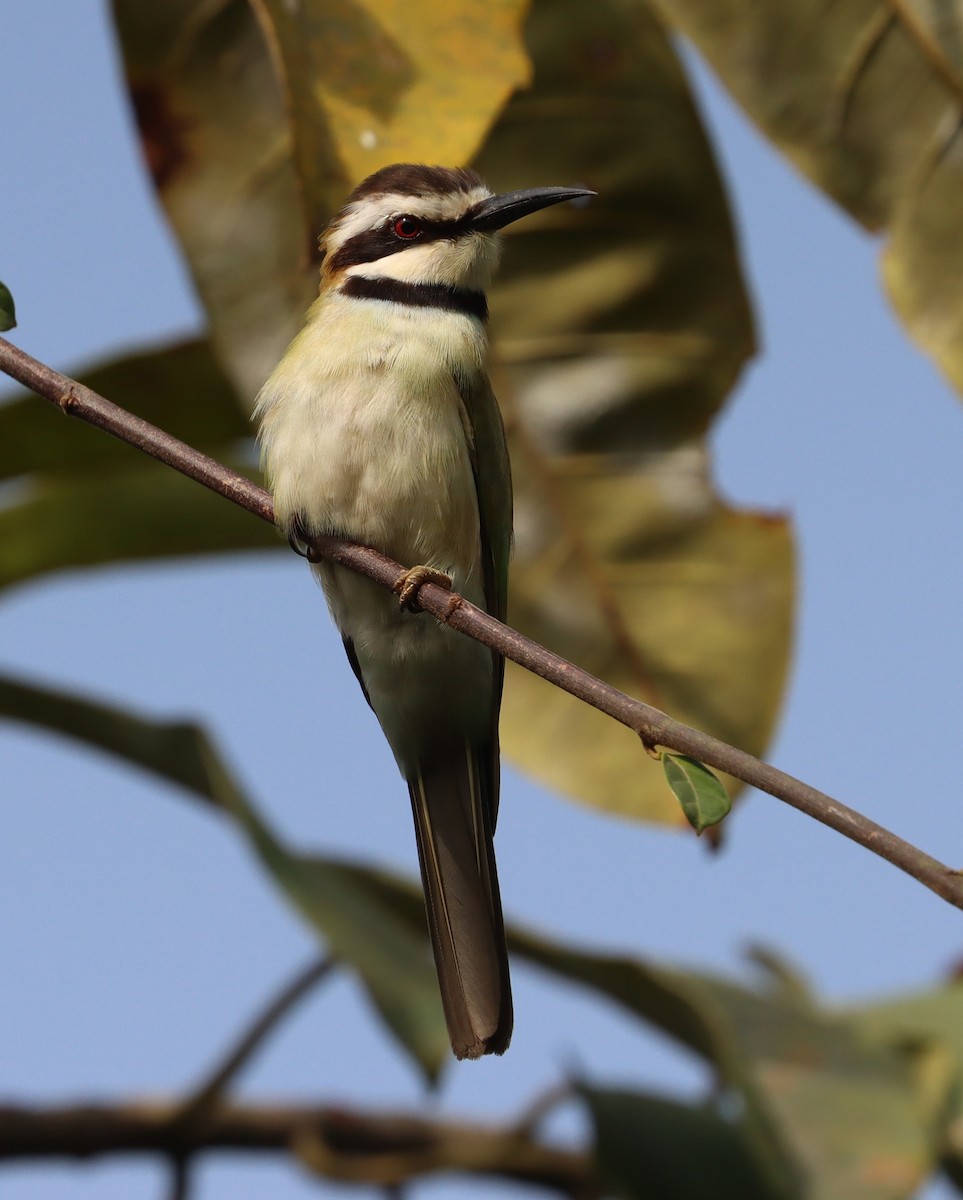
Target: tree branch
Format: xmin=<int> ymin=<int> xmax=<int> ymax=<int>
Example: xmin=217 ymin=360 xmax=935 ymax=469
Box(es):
xmin=0 ymin=1100 xmax=596 ymax=1195
xmin=175 ymin=956 xmax=335 ymax=1125
xmin=2 ymin=334 xmax=961 ymax=910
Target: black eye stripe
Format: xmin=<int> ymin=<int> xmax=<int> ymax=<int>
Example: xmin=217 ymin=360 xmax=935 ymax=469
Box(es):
xmin=328 ymin=213 xmax=474 ymax=272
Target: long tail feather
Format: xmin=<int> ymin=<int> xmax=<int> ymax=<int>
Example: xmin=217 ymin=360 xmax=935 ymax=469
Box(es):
xmin=408 ymin=742 xmax=512 ymax=1059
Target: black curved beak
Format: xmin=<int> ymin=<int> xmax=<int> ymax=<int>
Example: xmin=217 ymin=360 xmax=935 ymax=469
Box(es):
xmin=468 ymin=185 xmax=596 ymax=232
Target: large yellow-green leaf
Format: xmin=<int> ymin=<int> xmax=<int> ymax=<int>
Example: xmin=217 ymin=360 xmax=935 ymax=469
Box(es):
xmin=695 ymin=980 xmax=953 ymax=1200
xmin=476 ymin=0 xmax=793 ymax=824
xmin=0 ymin=672 xmax=448 ymax=1079
xmin=507 ymin=930 xmax=948 ymax=1198
xmin=501 ymin=500 xmax=791 ymax=825
xmin=651 ymin=0 xmax=963 ymax=397
xmin=111 ymin=0 xmax=529 ymax=399
xmin=522 ymin=931 xmax=956 ymax=1198
xmin=249 ymin=0 xmax=531 ymax=238
xmin=109 ymin=0 xmax=794 ymax=828
xmin=111 ymin=0 xmax=315 ymax=401
xmin=850 ymin=978 xmax=963 ymax=1185
xmin=0 ymin=339 xmax=275 ymax=592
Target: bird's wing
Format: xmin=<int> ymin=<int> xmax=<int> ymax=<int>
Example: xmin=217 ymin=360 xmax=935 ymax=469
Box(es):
xmin=458 ymin=370 xmax=512 ymax=625
xmin=457 ymin=369 xmax=512 ymax=826
xmin=404 ymin=368 xmax=514 ymax=1056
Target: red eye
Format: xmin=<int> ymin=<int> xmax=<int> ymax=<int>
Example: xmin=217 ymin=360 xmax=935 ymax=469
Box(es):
xmin=393 ymin=215 xmax=422 ymax=239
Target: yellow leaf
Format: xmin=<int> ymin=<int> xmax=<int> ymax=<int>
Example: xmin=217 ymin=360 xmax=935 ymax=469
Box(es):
xmin=251 ymin=0 xmax=532 ymax=237
xmin=110 ymin=0 xmax=795 ymax=828
xmin=652 ymin=0 xmax=963 ymax=399
xmin=478 ymin=0 xmax=794 ymax=825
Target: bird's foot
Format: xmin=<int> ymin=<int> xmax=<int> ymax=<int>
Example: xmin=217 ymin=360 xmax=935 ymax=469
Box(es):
xmin=394 ymin=565 xmax=452 ymax=611
xmin=288 ymin=518 xmax=322 ymax=562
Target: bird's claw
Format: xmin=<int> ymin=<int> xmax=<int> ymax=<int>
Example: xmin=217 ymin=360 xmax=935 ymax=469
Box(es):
xmin=288 ymin=520 xmax=322 ymax=562
xmin=288 ymin=531 xmax=310 ymax=558
xmin=394 ymin=565 xmax=452 ymax=610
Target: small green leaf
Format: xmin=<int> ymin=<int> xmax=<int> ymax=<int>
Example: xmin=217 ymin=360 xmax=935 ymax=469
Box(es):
xmin=662 ymin=753 xmax=731 ymax=833
xmin=0 ymin=281 xmax=16 ymax=331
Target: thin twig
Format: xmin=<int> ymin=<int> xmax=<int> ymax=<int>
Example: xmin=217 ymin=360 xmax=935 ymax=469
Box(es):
xmin=0 ymin=1100 xmax=597 ymax=1196
xmin=167 ymin=1154 xmax=191 ymax=1200
xmin=2 ymin=334 xmax=962 ymax=911
xmin=176 ymin=956 xmax=334 ymax=1126
xmin=513 ymin=1081 xmax=575 ymax=1141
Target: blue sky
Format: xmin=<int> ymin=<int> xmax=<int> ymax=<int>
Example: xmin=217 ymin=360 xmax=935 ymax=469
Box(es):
xmin=4 ymin=4 xmax=963 ymax=1198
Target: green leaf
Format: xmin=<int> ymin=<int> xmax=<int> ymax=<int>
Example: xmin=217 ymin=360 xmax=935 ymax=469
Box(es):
xmin=580 ymin=1084 xmax=778 ymax=1200
xmin=0 ymin=673 xmax=448 ymax=1079
xmin=496 ymin=923 xmax=952 ymax=1199
xmin=0 ymin=457 xmax=277 ymax=592
xmin=0 ymin=336 xmax=249 ymax=482
xmin=218 ymin=791 xmax=449 ymax=1082
xmin=272 ymin=869 xmax=947 ymax=1200
xmin=850 ymin=979 xmax=963 ymax=1190
xmin=0 ymin=281 xmax=16 ymax=331
xmin=662 ymin=753 xmax=731 ymax=832
xmin=290 ymin=878 xmax=950 ymax=1198
xmin=0 ymin=672 xmax=234 ymax=806
xmin=0 ymin=338 xmax=279 ymax=592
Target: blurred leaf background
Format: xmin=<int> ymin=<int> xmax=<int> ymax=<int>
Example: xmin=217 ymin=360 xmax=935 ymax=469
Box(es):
xmin=4 ymin=1 xmax=963 ymax=1197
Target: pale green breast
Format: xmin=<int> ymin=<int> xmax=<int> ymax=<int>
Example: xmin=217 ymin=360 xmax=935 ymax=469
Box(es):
xmin=254 ymin=291 xmax=508 ymax=772
xmin=258 ymin=296 xmax=486 ymax=582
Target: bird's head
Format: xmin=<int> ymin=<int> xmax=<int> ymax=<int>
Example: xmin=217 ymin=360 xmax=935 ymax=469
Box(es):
xmin=320 ymin=163 xmax=593 ymax=293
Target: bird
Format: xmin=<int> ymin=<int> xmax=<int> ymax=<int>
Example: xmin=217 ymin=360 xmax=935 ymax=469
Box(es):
xmin=255 ymin=163 xmax=594 ymax=1059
